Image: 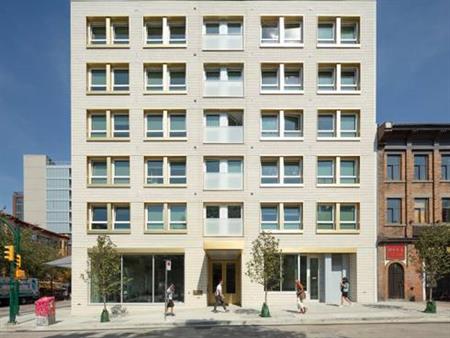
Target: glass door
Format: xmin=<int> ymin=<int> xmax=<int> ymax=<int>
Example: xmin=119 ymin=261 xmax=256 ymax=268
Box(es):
xmin=208 ymin=260 xmax=240 ymax=305
xmin=308 ymin=256 xmax=319 ymax=300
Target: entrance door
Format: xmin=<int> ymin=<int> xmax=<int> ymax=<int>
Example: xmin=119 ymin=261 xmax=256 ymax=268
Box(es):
xmin=308 ymin=257 xmax=319 ymax=300
xmin=388 ymin=263 xmax=404 ymax=299
xmin=208 ymin=260 xmax=240 ymax=305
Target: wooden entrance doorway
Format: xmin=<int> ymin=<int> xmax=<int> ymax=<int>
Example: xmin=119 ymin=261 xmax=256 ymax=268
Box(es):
xmin=388 ymin=263 xmax=404 ymax=299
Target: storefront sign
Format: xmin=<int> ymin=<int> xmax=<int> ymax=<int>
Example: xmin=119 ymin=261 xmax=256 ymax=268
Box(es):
xmin=386 ymin=244 xmax=405 ymax=261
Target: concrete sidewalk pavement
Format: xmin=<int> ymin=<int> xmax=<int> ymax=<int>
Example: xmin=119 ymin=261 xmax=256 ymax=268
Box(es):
xmin=1 ymin=301 xmax=449 ymax=332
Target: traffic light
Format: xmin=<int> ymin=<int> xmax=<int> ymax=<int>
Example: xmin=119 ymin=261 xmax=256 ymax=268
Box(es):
xmin=3 ymin=245 xmax=14 ymax=262
xmin=15 ymin=254 xmax=21 ymax=268
xmin=15 ymin=269 xmax=25 ymax=279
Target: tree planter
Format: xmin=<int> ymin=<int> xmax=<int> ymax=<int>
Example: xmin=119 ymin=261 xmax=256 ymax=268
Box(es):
xmin=424 ymin=301 xmax=436 ymax=313
xmin=260 ymin=302 xmax=271 ymax=317
xmin=101 ymin=309 xmax=110 ymax=322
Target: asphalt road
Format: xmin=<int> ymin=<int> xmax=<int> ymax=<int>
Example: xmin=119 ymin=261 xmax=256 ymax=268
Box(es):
xmin=0 ymin=300 xmax=70 ymax=317
xmin=1 ymin=323 xmax=449 ymax=338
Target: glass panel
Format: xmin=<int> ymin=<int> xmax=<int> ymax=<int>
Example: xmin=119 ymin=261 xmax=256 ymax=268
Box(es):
xmin=284 ymin=68 xmax=301 ymax=90
xmin=169 ymin=114 xmax=186 ymax=137
xmin=228 ymin=23 xmax=242 ymax=35
xmin=147 ymin=68 xmax=163 ymax=91
xmin=340 ymin=114 xmax=358 ymax=137
xmin=227 ymin=69 xmax=242 ymax=81
xmin=212 ymin=263 xmax=222 ymax=292
xmin=282 ymin=255 xmax=297 ymax=291
xmin=169 ymin=70 xmax=186 ymax=90
xmin=113 ymin=114 xmax=129 ymax=137
xmin=113 ymin=160 xmax=130 ymax=184
xmin=91 ymin=115 xmax=107 ymax=137
xmin=123 ymin=256 xmax=152 ymax=302
xmin=113 ymin=69 xmax=129 ymax=91
xmin=284 ymin=114 xmax=302 ymax=137
xmin=113 ymin=24 xmax=129 ymax=43
xmin=318 ymin=114 xmax=335 ymax=137
xmin=205 ymin=160 xmax=220 ymax=173
xmin=170 ymin=160 xmax=186 ymax=184
xmin=387 ymin=155 xmax=401 ymax=180
xmin=205 ymin=69 xmax=220 ymax=80
xmin=90 ymin=258 xmax=120 ymax=303
xmin=90 ymin=24 xmax=106 ymax=44
xmin=300 ymin=256 xmax=307 ymax=291
xmin=147 ymin=160 xmax=164 ymax=184
xmin=114 ymin=206 xmax=130 ymax=230
xmin=284 ymin=206 xmax=301 ymax=230
xmin=310 ymin=258 xmax=319 ymax=300
xmin=227 ymin=160 xmax=242 ymax=173
xmin=170 ymin=204 xmax=186 ymax=229
xmin=205 ymin=23 xmax=219 ymax=34
xmin=91 ymin=160 xmax=107 ymax=184
xmin=154 ymin=255 xmax=184 ymax=302
xmin=387 ymin=198 xmax=401 ymax=224
xmin=284 ymin=159 xmax=301 ymax=184
xmin=261 ymin=20 xmax=279 ymax=43
xmin=228 ymin=112 xmax=243 ymax=126
xmin=261 ymin=70 xmax=279 ymax=90
xmin=206 ymin=114 xmax=220 ymax=127
xmin=206 ymin=206 xmax=220 ymax=218
xmin=261 ymin=160 xmax=279 ymax=184
xmin=226 ymin=263 xmax=236 ymax=294
xmin=261 ymin=115 xmax=279 ymax=137
xmin=414 ymin=155 xmax=428 ymax=180
xmin=318 ymin=23 xmax=334 ymax=41
xmin=442 ymin=155 xmax=450 ymax=180
xmin=261 ymin=206 xmax=278 ymax=230
xmin=228 ymin=205 xmax=241 ymax=219
xmin=341 ymin=69 xmax=358 ymax=90
xmin=340 ymin=205 xmax=357 ymax=230
xmin=90 ymin=69 xmax=107 ymax=90
xmin=317 ymin=204 xmax=334 ymax=229
xmin=169 ymin=20 xmax=186 ymax=43
xmin=147 ymin=21 xmax=163 ymax=44
xmin=284 ymin=19 xmax=301 ymax=43
xmin=341 ymin=23 xmax=357 ymax=43
xmin=91 ymin=205 xmax=107 ymax=229
xmin=340 ymin=159 xmax=358 ymax=184
xmin=147 ymin=204 xmax=164 ymax=230
xmin=317 ymin=160 xmax=334 ymax=183
xmin=318 ymin=69 xmax=335 ymax=90
xmin=442 ymin=198 xmax=450 ymax=223
xmin=147 ymin=114 xmax=164 ymax=138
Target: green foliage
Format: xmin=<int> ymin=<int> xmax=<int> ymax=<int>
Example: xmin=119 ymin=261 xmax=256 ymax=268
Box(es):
xmin=246 ymin=232 xmax=281 ymax=305
xmin=414 ymin=225 xmax=450 ymax=301
xmin=81 ymin=235 xmax=121 ymax=311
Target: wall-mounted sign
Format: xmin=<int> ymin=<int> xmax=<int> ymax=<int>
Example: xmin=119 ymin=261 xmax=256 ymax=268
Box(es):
xmin=386 ymin=244 xmax=405 ymax=261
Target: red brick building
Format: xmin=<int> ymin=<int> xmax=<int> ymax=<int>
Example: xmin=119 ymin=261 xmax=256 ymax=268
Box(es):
xmin=377 ymin=123 xmax=450 ymax=301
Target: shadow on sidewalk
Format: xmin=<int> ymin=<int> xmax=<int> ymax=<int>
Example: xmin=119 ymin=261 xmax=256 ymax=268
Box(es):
xmin=40 ymin=325 xmax=306 ymax=338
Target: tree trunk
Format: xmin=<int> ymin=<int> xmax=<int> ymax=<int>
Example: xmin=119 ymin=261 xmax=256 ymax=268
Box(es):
xmin=265 ymin=290 xmax=268 ymax=305
xmin=103 ymin=294 xmax=107 ymax=311
xmin=429 ymin=287 xmax=433 ymax=302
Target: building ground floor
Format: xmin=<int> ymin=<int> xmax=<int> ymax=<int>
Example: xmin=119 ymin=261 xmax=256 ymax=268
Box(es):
xmin=71 ymin=244 xmax=377 ymax=315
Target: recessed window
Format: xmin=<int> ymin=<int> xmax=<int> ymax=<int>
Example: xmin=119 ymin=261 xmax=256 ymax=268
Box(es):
xmin=317 ymin=64 xmax=360 ymax=93
xmin=90 ymin=205 xmax=108 ymax=230
xmin=144 ymin=17 xmax=186 ymax=46
xmin=414 ymin=154 xmax=429 ymax=180
xmin=88 ymin=157 xmax=130 ymax=186
xmin=261 ymin=63 xmax=303 ymax=93
xmin=203 ymin=64 xmax=244 ymax=97
xmin=261 ymin=157 xmax=303 ymax=185
xmin=113 ymin=205 xmax=130 ymax=230
xmin=145 ymin=64 xmax=186 ymax=93
xmin=260 ymin=203 xmax=303 ymax=231
xmin=88 ymin=110 xmax=129 ymax=140
xmin=261 ymin=110 xmax=303 ymax=139
xmin=146 ymin=203 xmax=187 ymax=231
xmin=204 ymin=158 xmax=243 ymax=190
xmin=145 ymin=110 xmax=186 ymax=140
xmin=204 ymin=204 xmax=243 ymax=236
xmin=88 ymin=64 xmax=129 ymax=93
xmin=317 ymin=110 xmax=359 ymax=138
xmin=317 ymin=17 xmax=360 ymax=46
xmin=386 ymin=154 xmax=402 ymax=181
xmin=204 ymin=110 xmax=243 ymax=143
xmin=261 ymin=16 xmax=303 ymax=46
xmin=414 ymin=198 xmax=429 ymax=224
xmin=88 ymin=203 xmax=130 ymax=231
xmin=441 ymin=154 xmax=450 ymax=181
xmin=317 ymin=159 xmax=335 ymax=184
xmin=112 ymin=22 xmax=129 ymax=44
xmin=442 ymin=198 xmax=450 ymax=223
xmin=87 ymin=17 xmax=129 ymax=46
xmin=317 ymin=203 xmax=359 ymax=231
xmin=387 ymin=198 xmax=401 ymax=224
xmin=318 ymin=22 xmax=335 ymax=43
xmin=317 ymin=157 xmax=359 ymax=185
xmin=145 ymin=157 xmax=187 ymax=186
xmin=203 ymin=18 xmax=243 ymax=50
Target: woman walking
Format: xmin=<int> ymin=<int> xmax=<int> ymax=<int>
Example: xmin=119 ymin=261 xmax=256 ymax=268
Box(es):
xmin=295 ymin=280 xmax=307 ymax=314
xmin=340 ymin=277 xmax=352 ymax=306
xmin=166 ymin=283 xmax=176 ymax=316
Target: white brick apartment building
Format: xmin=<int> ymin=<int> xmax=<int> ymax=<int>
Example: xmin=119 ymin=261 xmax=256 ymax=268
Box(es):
xmin=71 ymin=0 xmax=377 ymax=314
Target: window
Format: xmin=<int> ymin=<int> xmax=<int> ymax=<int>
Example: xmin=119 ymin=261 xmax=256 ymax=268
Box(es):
xmin=203 ymin=64 xmax=244 ymax=97
xmin=146 ymin=203 xmax=187 ymax=231
xmin=441 ymin=154 xmax=450 ymax=181
xmin=88 ymin=110 xmax=130 ymax=140
xmin=204 ymin=204 xmax=243 ymax=236
xmin=414 ymin=154 xmax=429 ymax=180
xmin=414 ymin=198 xmax=429 ymax=224
xmin=260 ymin=203 xmax=303 ymax=231
xmin=317 ymin=64 xmax=360 ymax=93
xmin=261 ymin=205 xmax=279 ymax=230
xmin=261 ymin=16 xmax=302 ymax=45
xmin=88 ymin=64 xmax=129 ymax=93
xmin=145 ymin=110 xmax=186 ymax=139
xmin=204 ymin=110 xmax=243 ymax=143
xmin=317 ymin=17 xmax=360 ymax=45
xmin=261 ymin=64 xmax=303 ymax=92
xmin=317 ymin=203 xmax=359 ymax=231
xmin=145 ymin=157 xmax=187 ymax=186
xmin=88 ymin=203 xmax=130 ymax=231
xmin=145 ymin=64 xmax=186 ymax=93
xmin=261 ymin=157 xmax=303 ymax=185
xmin=317 ymin=157 xmax=359 ymax=185
xmin=202 ymin=18 xmax=243 ymax=50
xmin=145 ymin=17 xmax=186 ymax=46
xmin=340 ymin=159 xmax=358 ymax=184
xmin=442 ymin=198 xmax=450 ymax=223
xmin=386 ymin=154 xmax=402 ymax=181
xmin=261 ymin=110 xmax=303 ymax=139
xmin=317 ymin=111 xmax=359 ymax=138
xmin=317 ymin=159 xmax=335 ymax=184
xmin=268 ymin=255 xmax=307 ymax=292
xmin=204 ymin=158 xmax=243 ymax=190
xmin=88 ymin=17 xmax=129 ymax=46
xmin=88 ymin=157 xmax=130 ymax=186
xmin=387 ymin=198 xmax=402 ymax=224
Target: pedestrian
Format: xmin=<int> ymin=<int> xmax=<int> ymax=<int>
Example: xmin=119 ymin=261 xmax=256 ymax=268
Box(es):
xmin=340 ymin=277 xmax=352 ymax=306
xmin=166 ymin=283 xmax=175 ymax=316
xmin=213 ymin=280 xmax=229 ymax=313
xmin=295 ymin=280 xmax=307 ymax=314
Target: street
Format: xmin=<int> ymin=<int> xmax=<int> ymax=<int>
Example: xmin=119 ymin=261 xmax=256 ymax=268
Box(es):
xmin=0 ymin=300 xmax=70 ymax=318
xmin=1 ymin=323 xmax=449 ymax=338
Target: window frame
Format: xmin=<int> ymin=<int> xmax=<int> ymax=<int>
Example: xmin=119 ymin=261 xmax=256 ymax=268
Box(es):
xmin=87 ymin=17 xmax=130 ymax=47
xmin=316 ymin=202 xmax=360 ymax=232
xmin=88 ymin=203 xmax=130 ymax=233
xmin=261 ymin=110 xmax=303 ymax=140
xmin=260 ymin=156 xmax=303 ymax=186
xmin=88 ymin=157 xmax=130 ymax=187
xmin=261 ymin=63 xmax=303 ymax=93
xmin=87 ymin=110 xmax=130 ymax=140
xmin=144 ymin=16 xmax=187 ymax=47
xmin=145 ymin=202 xmax=188 ymax=233
xmin=386 ymin=198 xmax=402 ymax=225
xmin=317 ymin=110 xmax=360 ymax=139
xmin=260 ymin=16 xmax=303 ymax=46
xmin=145 ymin=157 xmax=187 ymax=186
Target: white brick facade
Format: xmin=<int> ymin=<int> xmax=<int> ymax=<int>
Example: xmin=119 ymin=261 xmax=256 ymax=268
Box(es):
xmin=71 ymin=0 xmax=377 ymax=314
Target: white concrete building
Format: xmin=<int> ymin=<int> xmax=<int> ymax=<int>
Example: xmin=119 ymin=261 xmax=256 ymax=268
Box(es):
xmin=71 ymin=0 xmax=377 ymax=314
xmin=23 ymin=154 xmax=71 ymax=234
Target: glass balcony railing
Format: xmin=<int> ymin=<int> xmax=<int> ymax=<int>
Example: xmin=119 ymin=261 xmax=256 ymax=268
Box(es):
xmin=205 ymin=218 xmax=243 ymax=236
xmin=204 ymin=80 xmax=244 ymax=97
xmin=203 ymin=34 xmax=243 ymax=50
xmin=204 ymin=126 xmax=243 ymax=143
xmin=204 ymin=172 xmax=243 ymax=190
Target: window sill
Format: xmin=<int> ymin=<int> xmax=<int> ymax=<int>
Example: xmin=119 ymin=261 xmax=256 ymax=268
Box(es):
xmin=143 ymin=44 xmax=187 ymax=49
xmin=384 ymin=223 xmax=406 ymax=227
xmin=87 ymin=138 xmax=130 ymax=142
xmin=203 ymin=95 xmax=244 ymax=98
xmin=317 ymin=90 xmax=361 ymax=95
xmin=316 ymin=184 xmax=360 ymax=188
xmin=260 ymin=137 xmax=304 ymax=142
xmin=202 ymin=48 xmax=244 ymax=51
xmin=384 ymin=180 xmax=405 ymax=183
xmin=203 ymin=141 xmax=244 ymax=144
xmin=260 ymin=43 xmax=304 ymax=48
xmin=203 ymin=188 xmax=243 ymax=192
xmin=87 ymin=184 xmax=130 ymax=188
xmin=260 ymin=90 xmax=304 ymax=95
xmin=86 ymin=44 xmax=130 ymax=49
xmin=144 ymin=91 xmax=187 ymax=95
xmin=260 ymin=184 xmax=304 ymax=188
xmin=144 ymin=137 xmax=187 ymax=142
xmin=261 ymin=230 xmax=303 ymax=234
xmin=87 ymin=91 xmax=130 ymax=96
xmin=144 ymin=184 xmax=187 ymax=188
xmin=412 ymin=180 xmax=433 ymax=183
xmin=317 ymin=43 xmax=361 ymax=49
xmin=87 ymin=230 xmax=131 ymax=235
xmin=144 ymin=230 xmax=188 ymax=234
xmin=316 ymin=137 xmax=360 ymax=141
xmin=316 ymin=230 xmax=360 ymax=234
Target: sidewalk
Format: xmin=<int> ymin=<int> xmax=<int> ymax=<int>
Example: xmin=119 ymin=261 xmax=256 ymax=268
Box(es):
xmin=1 ymin=301 xmax=449 ymax=332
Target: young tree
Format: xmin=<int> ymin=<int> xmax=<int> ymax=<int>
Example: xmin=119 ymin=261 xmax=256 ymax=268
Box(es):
xmin=81 ymin=235 xmax=121 ymax=322
xmin=413 ymin=225 xmax=450 ymax=312
xmin=245 ymin=232 xmax=281 ymax=317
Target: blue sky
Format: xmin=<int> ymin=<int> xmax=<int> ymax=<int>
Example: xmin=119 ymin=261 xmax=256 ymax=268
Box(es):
xmin=0 ymin=0 xmax=449 ymax=212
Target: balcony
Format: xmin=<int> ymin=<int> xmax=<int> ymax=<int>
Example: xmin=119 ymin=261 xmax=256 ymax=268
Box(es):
xmin=204 ymin=126 xmax=243 ymax=143
xmin=204 ymin=80 xmax=243 ymax=97
xmin=204 ymin=172 xmax=242 ymax=190
xmin=203 ymin=34 xmax=243 ymax=50
xmin=205 ymin=218 xmax=243 ymax=236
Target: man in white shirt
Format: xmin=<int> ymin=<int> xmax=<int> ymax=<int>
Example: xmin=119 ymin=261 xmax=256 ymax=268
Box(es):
xmin=213 ymin=280 xmax=229 ymax=312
